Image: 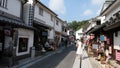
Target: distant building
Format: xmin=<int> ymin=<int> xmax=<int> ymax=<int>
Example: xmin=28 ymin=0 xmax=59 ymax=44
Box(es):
xmin=75 ymin=28 xmax=84 ymax=40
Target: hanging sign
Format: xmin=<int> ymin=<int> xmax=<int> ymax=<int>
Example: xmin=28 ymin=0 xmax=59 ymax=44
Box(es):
xmin=116 ymin=50 xmax=120 ymax=61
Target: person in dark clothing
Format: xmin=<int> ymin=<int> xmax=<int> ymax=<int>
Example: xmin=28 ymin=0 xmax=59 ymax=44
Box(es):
xmin=38 ymin=39 xmax=42 ymax=50
xmin=64 ymin=39 xmax=68 ymax=48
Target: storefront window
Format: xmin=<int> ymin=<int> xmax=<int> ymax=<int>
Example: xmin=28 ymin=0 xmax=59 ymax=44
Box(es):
xmin=42 ymin=31 xmax=48 ymax=36
xmin=18 ymin=38 xmax=28 ymax=52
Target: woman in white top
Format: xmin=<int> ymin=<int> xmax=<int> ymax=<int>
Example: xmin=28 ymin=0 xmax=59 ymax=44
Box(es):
xmin=76 ymin=38 xmax=84 ymax=59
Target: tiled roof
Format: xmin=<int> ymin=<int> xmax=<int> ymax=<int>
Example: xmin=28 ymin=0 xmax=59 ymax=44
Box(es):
xmin=33 ymin=20 xmax=53 ymax=29
xmin=0 ymin=10 xmax=34 ymax=30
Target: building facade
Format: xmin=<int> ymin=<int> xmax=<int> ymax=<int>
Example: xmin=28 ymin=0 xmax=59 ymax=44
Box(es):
xmin=54 ymin=17 xmax=62 ymax=47
xmin=0 ymin=0 xmax=66 ymax=65
xmin=100 ymin=0 xmax=120 ymax=62
xmin=84 ymin=0 xmax=120 ymax=64
xmin=33 ymin=0 xmax=57 ymax=49
xmin=0 ymin=0 xmax=35 ymax=57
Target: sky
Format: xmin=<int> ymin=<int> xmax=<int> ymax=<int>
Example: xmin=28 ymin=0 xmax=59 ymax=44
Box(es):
xmin=40 ymin=0 xmax=105 ymax=23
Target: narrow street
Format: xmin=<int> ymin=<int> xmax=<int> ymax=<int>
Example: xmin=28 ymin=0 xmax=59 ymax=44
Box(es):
xmin=1 ymin=0 xmax=120 ymax=68
xmin=25 ymin=45 xmax=76 ymax=68
xmin=9 ymin=44 xmax=109 ymax=68
xmin=16 ymin=45 xmax=105 ymax=68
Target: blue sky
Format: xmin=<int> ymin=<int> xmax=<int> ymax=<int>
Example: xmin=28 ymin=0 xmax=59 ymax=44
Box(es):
xmin=40 ymin=0 xmax=105 ymax=22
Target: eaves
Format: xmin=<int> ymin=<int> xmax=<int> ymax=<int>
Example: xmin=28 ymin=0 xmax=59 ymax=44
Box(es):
xmin=100 ymin=0 xmax=116 ymax=16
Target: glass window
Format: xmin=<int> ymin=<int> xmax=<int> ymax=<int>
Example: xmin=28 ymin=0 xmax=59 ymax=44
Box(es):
xmin=96 ymin=20 xmax=101 ymax=25
xmin=56 ymin=20 xmax=59 ymax=25
xmin=42 ymin=31 xmax=48 ymax=36
xmin=18 ymin=37 xmax=28 ymax=52
xmin=39 ymin=7 xmax=43 ymax=16
xmin=0 ymin=0 xmax=7 ymax=8
xmin=51 ymin=15 xmax=53 ymax=21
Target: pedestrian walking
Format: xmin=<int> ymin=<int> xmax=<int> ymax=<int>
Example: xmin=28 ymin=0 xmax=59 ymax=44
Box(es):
xmin=76 ymin=37 xmax=84 ymax=68
xmin=64 ymin=39 xmax=68 ymax=48
xmin=76 ymin=37 xmax=84 ymax=59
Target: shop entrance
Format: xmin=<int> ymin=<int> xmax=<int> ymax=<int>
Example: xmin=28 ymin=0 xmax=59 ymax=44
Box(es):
xmin=34 ymin=30 xmax=48 ymax=49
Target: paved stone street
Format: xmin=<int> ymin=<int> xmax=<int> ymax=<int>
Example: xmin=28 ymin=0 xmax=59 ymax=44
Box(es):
xmin=20 ymin=45 xmax=76 ymax=68
xmin=9 ymin=45 xmax=106 ymax=68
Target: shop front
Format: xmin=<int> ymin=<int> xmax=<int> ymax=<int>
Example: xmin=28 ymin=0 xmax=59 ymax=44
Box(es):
xmin=103 ymin=11 xmax=120 ymax=63
xmin=55 ymin=31 xmax=61 ymax=48
xmin=0 ymin=25 xmax=13 ymax=58
xmin=0 ymin=12 xmax=35 ymax=66
xmin=14 ymin=28 xmax=34 ymax=57
xmin=33 ymin=20 xmax=49 ymax=53
xmin=86 ymin=23 xmax=113 ymax=63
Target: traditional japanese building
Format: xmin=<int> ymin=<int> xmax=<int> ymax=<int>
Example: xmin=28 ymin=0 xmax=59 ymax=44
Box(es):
xmin=0 ymin=0 xmax=66 ymax=66
xmin=33 ymin=0 xmax=57 ymax=51
xmin=100 ymin=0 xmax=120 ymax=62
xmin=0 ymin=0 xmax=35 ymax=64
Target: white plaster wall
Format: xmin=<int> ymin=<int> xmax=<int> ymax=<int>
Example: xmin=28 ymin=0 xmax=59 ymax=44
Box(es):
xmin=0 ymin=0 xmax=21 ymax=17
xmin=102 ymin=3 xmax=110 ymax=12
xmin=48 ymin=29 xmax=54 ymax=40
xmin=67 ymin=30 xmax=70 ymax=35
xmin=15 ymin=28 xmax=34 ymax=56
xmin=92 ymin=22 xmax=96 ymax=27
xmin=34 ymin=5 xmax=54 ymax=27
xmin=98 ymin=16 xmax=105 ymax=24
xmin=86 ymin=20 xmax=95 ymax=31
xmin=101 ymin=16 xmax=105 ymax=24
xmin=76 ymin=28 xmax=83 ymax=40
xmin=105 ymin=1 xmax=120 ymax=21
xmin=114 ymin=31 xmax=120 ymax=50
xmin=62 ymin=22 xmax=67 ymax=36
xmin=54 ymin=20 xmax=62 ymax=33
xmin=106 ymin=6 xmax=120 ymax=21
xmin=87 ymin=19 xmax=99 ymax=32
xmin=23 ymin=3 xmax=30 ymax=25
xmin=87 ymin=23 xmax=93 ymax=31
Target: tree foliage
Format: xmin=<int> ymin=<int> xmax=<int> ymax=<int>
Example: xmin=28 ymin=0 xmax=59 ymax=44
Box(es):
xmin=68 ymin=20 xmax=88 ymax=31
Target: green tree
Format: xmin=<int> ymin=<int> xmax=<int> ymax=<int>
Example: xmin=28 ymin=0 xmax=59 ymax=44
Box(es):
xmin=68 ymin=20 xmax=88 ymax=31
